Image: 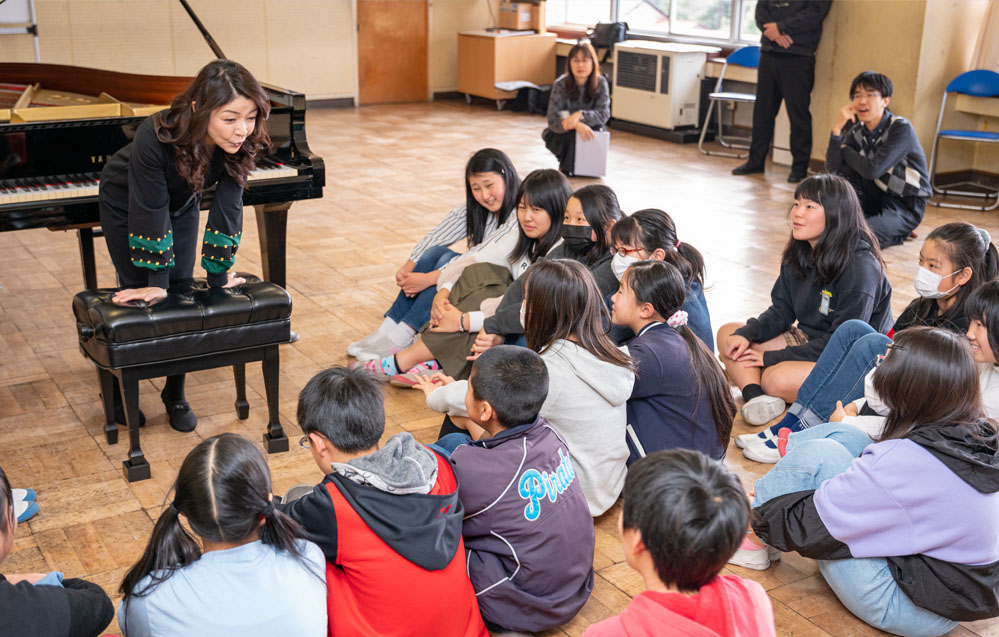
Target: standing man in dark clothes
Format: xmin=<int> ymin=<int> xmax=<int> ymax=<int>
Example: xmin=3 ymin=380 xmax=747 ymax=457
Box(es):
xmin=825 ymin=71 xmax=931 ymax=248
xmin=732 ymin=0 xmax=832 ymax=183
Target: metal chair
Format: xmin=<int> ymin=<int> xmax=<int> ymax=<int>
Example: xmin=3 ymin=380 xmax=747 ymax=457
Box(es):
xmin=928 ymin=69 xmax=999 ymax=211
xmin=698 ymin=45 xmax=761 ymax=158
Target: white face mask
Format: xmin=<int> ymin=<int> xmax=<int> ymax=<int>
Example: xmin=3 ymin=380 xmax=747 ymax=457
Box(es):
xmin=612 ymin=253 xmax=639 ymax=281
xmin=864 ymin=368 xmax=889 ymax=416
xmin=519 ymin=301 xmax=526 ymax=329
xmin=913 ymin=265 xmax=961 ymax=299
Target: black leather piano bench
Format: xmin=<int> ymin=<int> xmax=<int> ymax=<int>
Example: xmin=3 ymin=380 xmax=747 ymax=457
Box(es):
xmin=72 ymin=274 xmax=293 ymax=482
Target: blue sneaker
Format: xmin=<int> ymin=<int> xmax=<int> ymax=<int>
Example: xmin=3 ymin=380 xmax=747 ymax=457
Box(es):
xmin=14 ymin=499 xmax=38 ymax=523
xmin=12 ymin=488 xmax=36 ymax=502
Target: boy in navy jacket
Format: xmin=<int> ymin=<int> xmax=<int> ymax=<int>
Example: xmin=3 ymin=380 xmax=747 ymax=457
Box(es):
xmin=418 ymin=346 xmax=595 ymax=633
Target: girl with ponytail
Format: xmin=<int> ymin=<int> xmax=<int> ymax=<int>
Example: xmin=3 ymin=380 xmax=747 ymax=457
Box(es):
xmin=118 ymin=433 xmax=326 ymax=637
xmin=611 ymin=260 xmax=736 ymax=463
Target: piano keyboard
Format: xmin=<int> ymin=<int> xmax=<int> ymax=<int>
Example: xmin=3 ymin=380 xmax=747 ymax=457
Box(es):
xmin=0 ymin=162 xmax=300 ymax=206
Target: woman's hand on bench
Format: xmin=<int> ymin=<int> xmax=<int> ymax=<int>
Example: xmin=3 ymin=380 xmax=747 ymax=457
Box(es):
xmin=112 ymin=286 xmax=167 ymax=306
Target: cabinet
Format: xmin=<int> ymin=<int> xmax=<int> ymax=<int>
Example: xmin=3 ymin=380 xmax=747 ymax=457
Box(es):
xmin=457 ymin=31 xmax=557 ymax=106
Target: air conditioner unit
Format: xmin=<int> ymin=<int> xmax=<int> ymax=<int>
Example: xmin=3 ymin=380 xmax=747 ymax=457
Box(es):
xmin=612 ymin=41 xmax=716 ymax=130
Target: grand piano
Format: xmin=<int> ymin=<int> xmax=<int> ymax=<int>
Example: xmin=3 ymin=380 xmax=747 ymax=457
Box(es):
xmin=0 ymin=0 xmax=324 ymax=290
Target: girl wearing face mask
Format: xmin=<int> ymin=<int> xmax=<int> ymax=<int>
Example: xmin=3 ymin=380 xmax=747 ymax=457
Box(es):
xmin=467 ymin=184 xmax=621 ymax=356
xmin=739 ymin=222 xmax=999 ymax=463
xmin=608 ymin=209 xmax=714 ymax=350
xmin=543 ymin=40 xmax=610 ymax=175
xmin=717 ymin=174 xmax=893 ymax=430
xmin=347 ymin=149 xmax=521 ymax=361
xmin=357 ymin=169 xmax=571 ymax=383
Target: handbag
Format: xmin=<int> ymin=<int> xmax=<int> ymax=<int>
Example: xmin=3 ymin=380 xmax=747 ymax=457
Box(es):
xmin=586 ymin=22 xmax=628 ymax=62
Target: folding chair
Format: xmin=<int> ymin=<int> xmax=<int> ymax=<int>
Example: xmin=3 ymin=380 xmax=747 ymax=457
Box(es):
xmin=928 ymin=69 xmax=999 ymax=211
xmin=698 ymin=45 xmax=761 ymax=158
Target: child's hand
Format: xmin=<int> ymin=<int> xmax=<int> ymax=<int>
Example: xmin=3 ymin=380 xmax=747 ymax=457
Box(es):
xmin=467 ymin=329 xmax=504 ymax=361
xmin=413 ymin=374 xmax=439 ymax=397
xmin=5 ymin=573 xmax=46 ymax=585
xmin=830 ymin=400 xmax=852 ymax=422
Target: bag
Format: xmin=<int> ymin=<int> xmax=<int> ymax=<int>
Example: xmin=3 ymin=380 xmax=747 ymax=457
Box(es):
xmin=511 ymin=86 xmax=550 ymax=115
xmin=587 ymin=21 xmax=628 ymax=49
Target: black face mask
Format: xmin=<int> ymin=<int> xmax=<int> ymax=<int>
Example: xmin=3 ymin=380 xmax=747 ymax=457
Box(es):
xmin=561 ymin=224 xmax=595 ymax=253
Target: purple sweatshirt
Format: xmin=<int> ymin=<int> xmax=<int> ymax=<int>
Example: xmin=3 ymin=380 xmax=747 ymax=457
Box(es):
xmin=815 ymin=438 xmax=999 ymax=565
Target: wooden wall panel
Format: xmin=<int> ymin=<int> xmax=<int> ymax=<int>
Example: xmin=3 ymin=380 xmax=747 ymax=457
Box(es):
xmin=262 ymin=0 xmax=355 ymax=98
xmin=65 ymin=0 xmax=175 ymax=75
xmin=357 ymin=0 xmax=428 ymax=104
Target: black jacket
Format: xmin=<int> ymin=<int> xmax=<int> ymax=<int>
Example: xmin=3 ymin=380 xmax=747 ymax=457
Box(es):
xmin=756 ymin=0 xmax=832 ymax=56
xmin=0 ymin=576 xmax=114 ymax=637
xmin=753 ymin=424 xmax=999 ymax=621
xmin=733 ymin=241 xmax=892 ymax=366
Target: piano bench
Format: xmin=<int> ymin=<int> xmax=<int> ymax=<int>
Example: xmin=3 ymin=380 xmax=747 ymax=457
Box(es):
xmin=72 ymin=274 xmax=293 ymax=482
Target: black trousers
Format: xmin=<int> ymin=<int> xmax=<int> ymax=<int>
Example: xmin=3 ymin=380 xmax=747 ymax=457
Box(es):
xmin=748 ymin=52 xmax=816 ymax=172
xmin=543 ymin=128 xmax=576 ymax=175
xmin=847 ymin=171 xmax=926 ymax=248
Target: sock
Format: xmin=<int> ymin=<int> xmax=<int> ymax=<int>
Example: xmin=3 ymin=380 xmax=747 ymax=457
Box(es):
xmin=771 ymin=412 xmax=802 ymax=433
xmin=386 ymin=322 xmax=417 ymax=347
xmin=378 ymin=355 xmax=399 ymax=376
xmin=742 ymin=383 xmax=764 ymax=402
xmin=376 ymin=317 xmax=396 ymax=336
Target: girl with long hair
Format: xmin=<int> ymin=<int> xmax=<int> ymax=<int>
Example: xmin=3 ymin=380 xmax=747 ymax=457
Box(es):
xmin=98 ymin=59 xmax=270 ymax=432
xmin=347 ymin=148 xmax=521 ymax=360
xmin=739 ymin=222 xmax=999 ymax=462
xmin=611 ymin=260 xmax=736 ymax=463
xmin=118 ymin=433 xmax=326 ymax=636
xmin=746 ymin=327 xmax=999 ymax=635
xmin=543 ymin=40 xmax=610 ymax=175
xmin=717 ymin=174 xmax=892 ymax=428
xmin=358 ymin=169 xmax=570 ymax=382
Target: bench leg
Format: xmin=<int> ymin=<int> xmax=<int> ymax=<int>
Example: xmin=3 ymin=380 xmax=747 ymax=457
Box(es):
xmin=233 ymin=363 xmax=249 ymax=420
xmin=118 ymin=372 xmax=151 ymax=482
xmin=261 ymin=346 xmax=288 ymax=453
xmin=97 ymin=368 xmax=118 ymax=445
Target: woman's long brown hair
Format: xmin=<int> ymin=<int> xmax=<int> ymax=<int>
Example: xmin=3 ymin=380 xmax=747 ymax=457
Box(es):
xmin=524 ymin=259 xmax=634 ymax=370
xmin=154 ymin=59 xmax=271 ymax=193
xmin=566 ymin=41 xmax=602 ymax=100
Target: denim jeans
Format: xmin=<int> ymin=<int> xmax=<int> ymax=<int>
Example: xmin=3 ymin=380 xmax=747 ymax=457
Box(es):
xmin=754 ymin=422 xmax=959 ymax=636
xmin=787 ymin=320 xmax=891 ymax=428
xmin=385 ymin=245 xmax=459 ymax=330
xmin=428 ymin=432 xmax=473 ymax=459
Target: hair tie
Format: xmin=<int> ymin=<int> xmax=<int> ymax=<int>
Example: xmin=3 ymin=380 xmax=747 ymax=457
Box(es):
xmin=979 ymin=227 xmax=992 ymax=247
xmin=667 ymin=310 xmax=688 ymax=328
xmin=675 ymin=239 xmax=682 ymax=249
xmin=168 ymin=501 xmax=180 ymax=516
xmin=262 ymin=500 xmax=276 ymax=517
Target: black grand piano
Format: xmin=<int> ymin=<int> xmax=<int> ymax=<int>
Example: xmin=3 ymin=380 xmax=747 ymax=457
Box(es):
xmin=0 ymin=0 xmax=323 ymax=290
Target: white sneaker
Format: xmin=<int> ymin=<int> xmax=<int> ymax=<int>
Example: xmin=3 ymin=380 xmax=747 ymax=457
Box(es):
xmin=356 ymin=334 xmax=414 ymax=362
xmin=346 ymin=331 xmax=382 ymax=358
xmin=742 ymin=438 xmax=782 ymax=464
xmin=740 ymin=394 xmax=786 ymax=426
xmin=728 ymin=537 xmax=777 ymax=570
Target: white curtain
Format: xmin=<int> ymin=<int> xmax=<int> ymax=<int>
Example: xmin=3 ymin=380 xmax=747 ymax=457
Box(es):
xmin=972 ymin=0 xmax=999 ymax=71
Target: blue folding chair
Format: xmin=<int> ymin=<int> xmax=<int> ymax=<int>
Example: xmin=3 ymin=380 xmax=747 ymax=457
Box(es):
xmin=698 ymin=45 xmax=760 ymax=158
xmin=928 ymin=69 xmax=999 ymax=211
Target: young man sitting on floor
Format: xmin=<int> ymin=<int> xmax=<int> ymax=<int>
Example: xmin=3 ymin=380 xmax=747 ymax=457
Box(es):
xmin=826 ymin=70 xmax=931 ymax=248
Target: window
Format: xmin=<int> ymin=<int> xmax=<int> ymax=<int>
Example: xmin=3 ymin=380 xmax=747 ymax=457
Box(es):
xmin=740 ymin=0 xmax=761 ymax=41
xmin=546 ymin=0 xmax=612 ymax=27
xmin=671 ymin=0 xmax=732 ymax=40
xmin=618 ymin=0 xmax=669 ymax=33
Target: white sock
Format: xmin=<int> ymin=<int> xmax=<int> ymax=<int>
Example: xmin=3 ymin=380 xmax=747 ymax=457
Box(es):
xmin=387 ymin=322 xmax=417 ymax=347
xmin=376 ymin=317 xmax=396 ymax=336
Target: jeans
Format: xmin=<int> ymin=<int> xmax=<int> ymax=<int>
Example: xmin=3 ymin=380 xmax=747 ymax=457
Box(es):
xmin=754 ymin=422 xmax=958 ymax=637
xmin=787 ymin=320 xmax=891 ymax=428
xmin=385 ymin=245 xmax=459 ymax=330
xmin=428 ymin=432 xmax=473 ymax=459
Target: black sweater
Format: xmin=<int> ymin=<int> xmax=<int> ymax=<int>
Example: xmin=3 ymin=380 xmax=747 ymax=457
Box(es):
xmin=756 ymin=0 xmax=832 ymax=56
xmin=733 ymin=242 xmax=892 ymax=365
xmin=0 ymin=575 xmax=114 ymax=637
xmin=99 ymin=117 xmax=244 ymax=288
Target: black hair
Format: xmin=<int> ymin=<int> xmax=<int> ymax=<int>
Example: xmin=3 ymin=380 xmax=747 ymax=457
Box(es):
xmin=850 ymin=71 xmax=893 ymax=98
xmin=571 ymin=184 xmax=622 ymax=265
xmin=120 ymin=434 xmax=312 ymax=601
xmin=297 ymin=366 xmax=385 ymax=453
xmin=610 ymin=208 xmax=706 ymax=288
xmin=966 ymin=281 xmax=999 ymax=363
xmin=469 ymin=345 xmax=549 ymax=428
xmin=783 ymin=174 xmax=883 ymax=284
xmin=905 ymin=223 xmax=999 ymax=325
xmin=622 ymin=261 xmax=735 ymax=446
xmin=465 ymin=148 xmax=520 ymax=247
xmin=622 ymin=449 xmax=750 ymax=592
xmin=0 ymin=464 xmax=10 ymax=539
xmin=510 ymin=169 xmax=571 ymax=263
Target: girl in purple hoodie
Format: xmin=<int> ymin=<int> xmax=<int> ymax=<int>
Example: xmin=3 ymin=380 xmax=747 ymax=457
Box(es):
xmin=749 ymin=326 xmax=999 ymax=636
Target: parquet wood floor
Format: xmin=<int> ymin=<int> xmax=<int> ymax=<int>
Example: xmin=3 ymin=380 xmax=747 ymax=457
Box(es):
xmin=1 ymin=100 xmax=997 ymax=636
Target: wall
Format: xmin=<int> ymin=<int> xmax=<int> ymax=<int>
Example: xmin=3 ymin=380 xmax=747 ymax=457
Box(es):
xmin=429 ymin=0 xmax=502 ymax=93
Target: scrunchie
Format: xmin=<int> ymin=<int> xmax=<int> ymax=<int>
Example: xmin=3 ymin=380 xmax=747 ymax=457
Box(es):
xmin=667 ymin=310 xmax=688 ymax=328
xmin=675 ymin=239 xmax=681 ymax=249
xmin=168 ymin=501 xmax=180 ymax=515
xmin=261 ymin=500 xmax=276 ymax=517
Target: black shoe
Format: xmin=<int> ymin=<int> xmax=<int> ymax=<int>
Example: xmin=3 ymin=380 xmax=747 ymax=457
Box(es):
xmin=732 ymin=162 xmax=765 ymax=176
xmin=787 ymin=169 xmax=808 ymax=183
xmin=161 ymin=390 xmax=197 ymax=432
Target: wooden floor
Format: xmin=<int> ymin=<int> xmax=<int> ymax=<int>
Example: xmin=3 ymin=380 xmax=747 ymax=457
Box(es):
xmin=2 ymin=100 xmax=998 ymax=636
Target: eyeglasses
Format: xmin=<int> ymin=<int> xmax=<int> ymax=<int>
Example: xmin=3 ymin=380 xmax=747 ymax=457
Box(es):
xmin=886 ymin=342 xmax=906 ymax=352
xmin=298 ymin=434 xmax=312 ymax=450
xmin=611 ymin=246 xmax=645 ymax=257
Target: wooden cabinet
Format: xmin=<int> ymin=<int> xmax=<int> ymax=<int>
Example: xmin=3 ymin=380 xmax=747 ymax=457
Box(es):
xmin=457 ymin=31 xmax=557 ymax=103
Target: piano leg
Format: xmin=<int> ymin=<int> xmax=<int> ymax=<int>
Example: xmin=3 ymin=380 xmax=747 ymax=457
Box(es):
xmin=254 ymin=202 xmax=290 ymax=289
xmin=77 ymin=227 xmax=98 ymax=290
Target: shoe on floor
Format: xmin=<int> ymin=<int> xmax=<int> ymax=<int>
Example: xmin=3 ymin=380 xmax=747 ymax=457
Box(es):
xmin=352 ymin=334 xmax=401 ymax=361
xmin=742 ymin=438 xmax=782 ymax=464
xmin=728 ymin=537 xmax=780 ymax=570
xmin=735 ymin=427 xmax=777 ymax=449
xmin=740 ymin=394 xmax=786 ymax=426
xmin=389 ymin=360 xmax=440 ymax=388
xmin=732 ymin=162 xmax=765 ymax=176
xmin=14 ymin=498 xmax=39 ymax=524
xmin=787 ymin=168 xmax=808 ymax=183
xmin=346 ymin=331 xmax=382 ymax=358
xmin=12 ymin=488 xmax=36 ymax=502
xmin=349 ymin=357 xmax=395 ymax=380
xmin=162 ymin=397 xmax=197 ymax=433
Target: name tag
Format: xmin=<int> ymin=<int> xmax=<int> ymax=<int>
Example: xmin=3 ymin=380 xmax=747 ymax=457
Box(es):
xmin=819 ymin=289 xmax=832 ymax=316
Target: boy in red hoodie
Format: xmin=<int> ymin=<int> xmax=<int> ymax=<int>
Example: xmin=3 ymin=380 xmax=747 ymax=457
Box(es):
xmin=281 ymin=366 xmax=488 ymax=637
xmin=584 ymin=449 xmax=776 ymax=637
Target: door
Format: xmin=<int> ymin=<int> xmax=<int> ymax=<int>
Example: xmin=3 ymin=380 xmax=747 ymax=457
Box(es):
xmin=357 ymin=0 xmax=429 ymax=104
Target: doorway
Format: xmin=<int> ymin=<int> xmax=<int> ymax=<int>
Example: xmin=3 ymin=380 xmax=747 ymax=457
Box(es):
xmin=357 ymin=0 xmax=429 ymax=104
